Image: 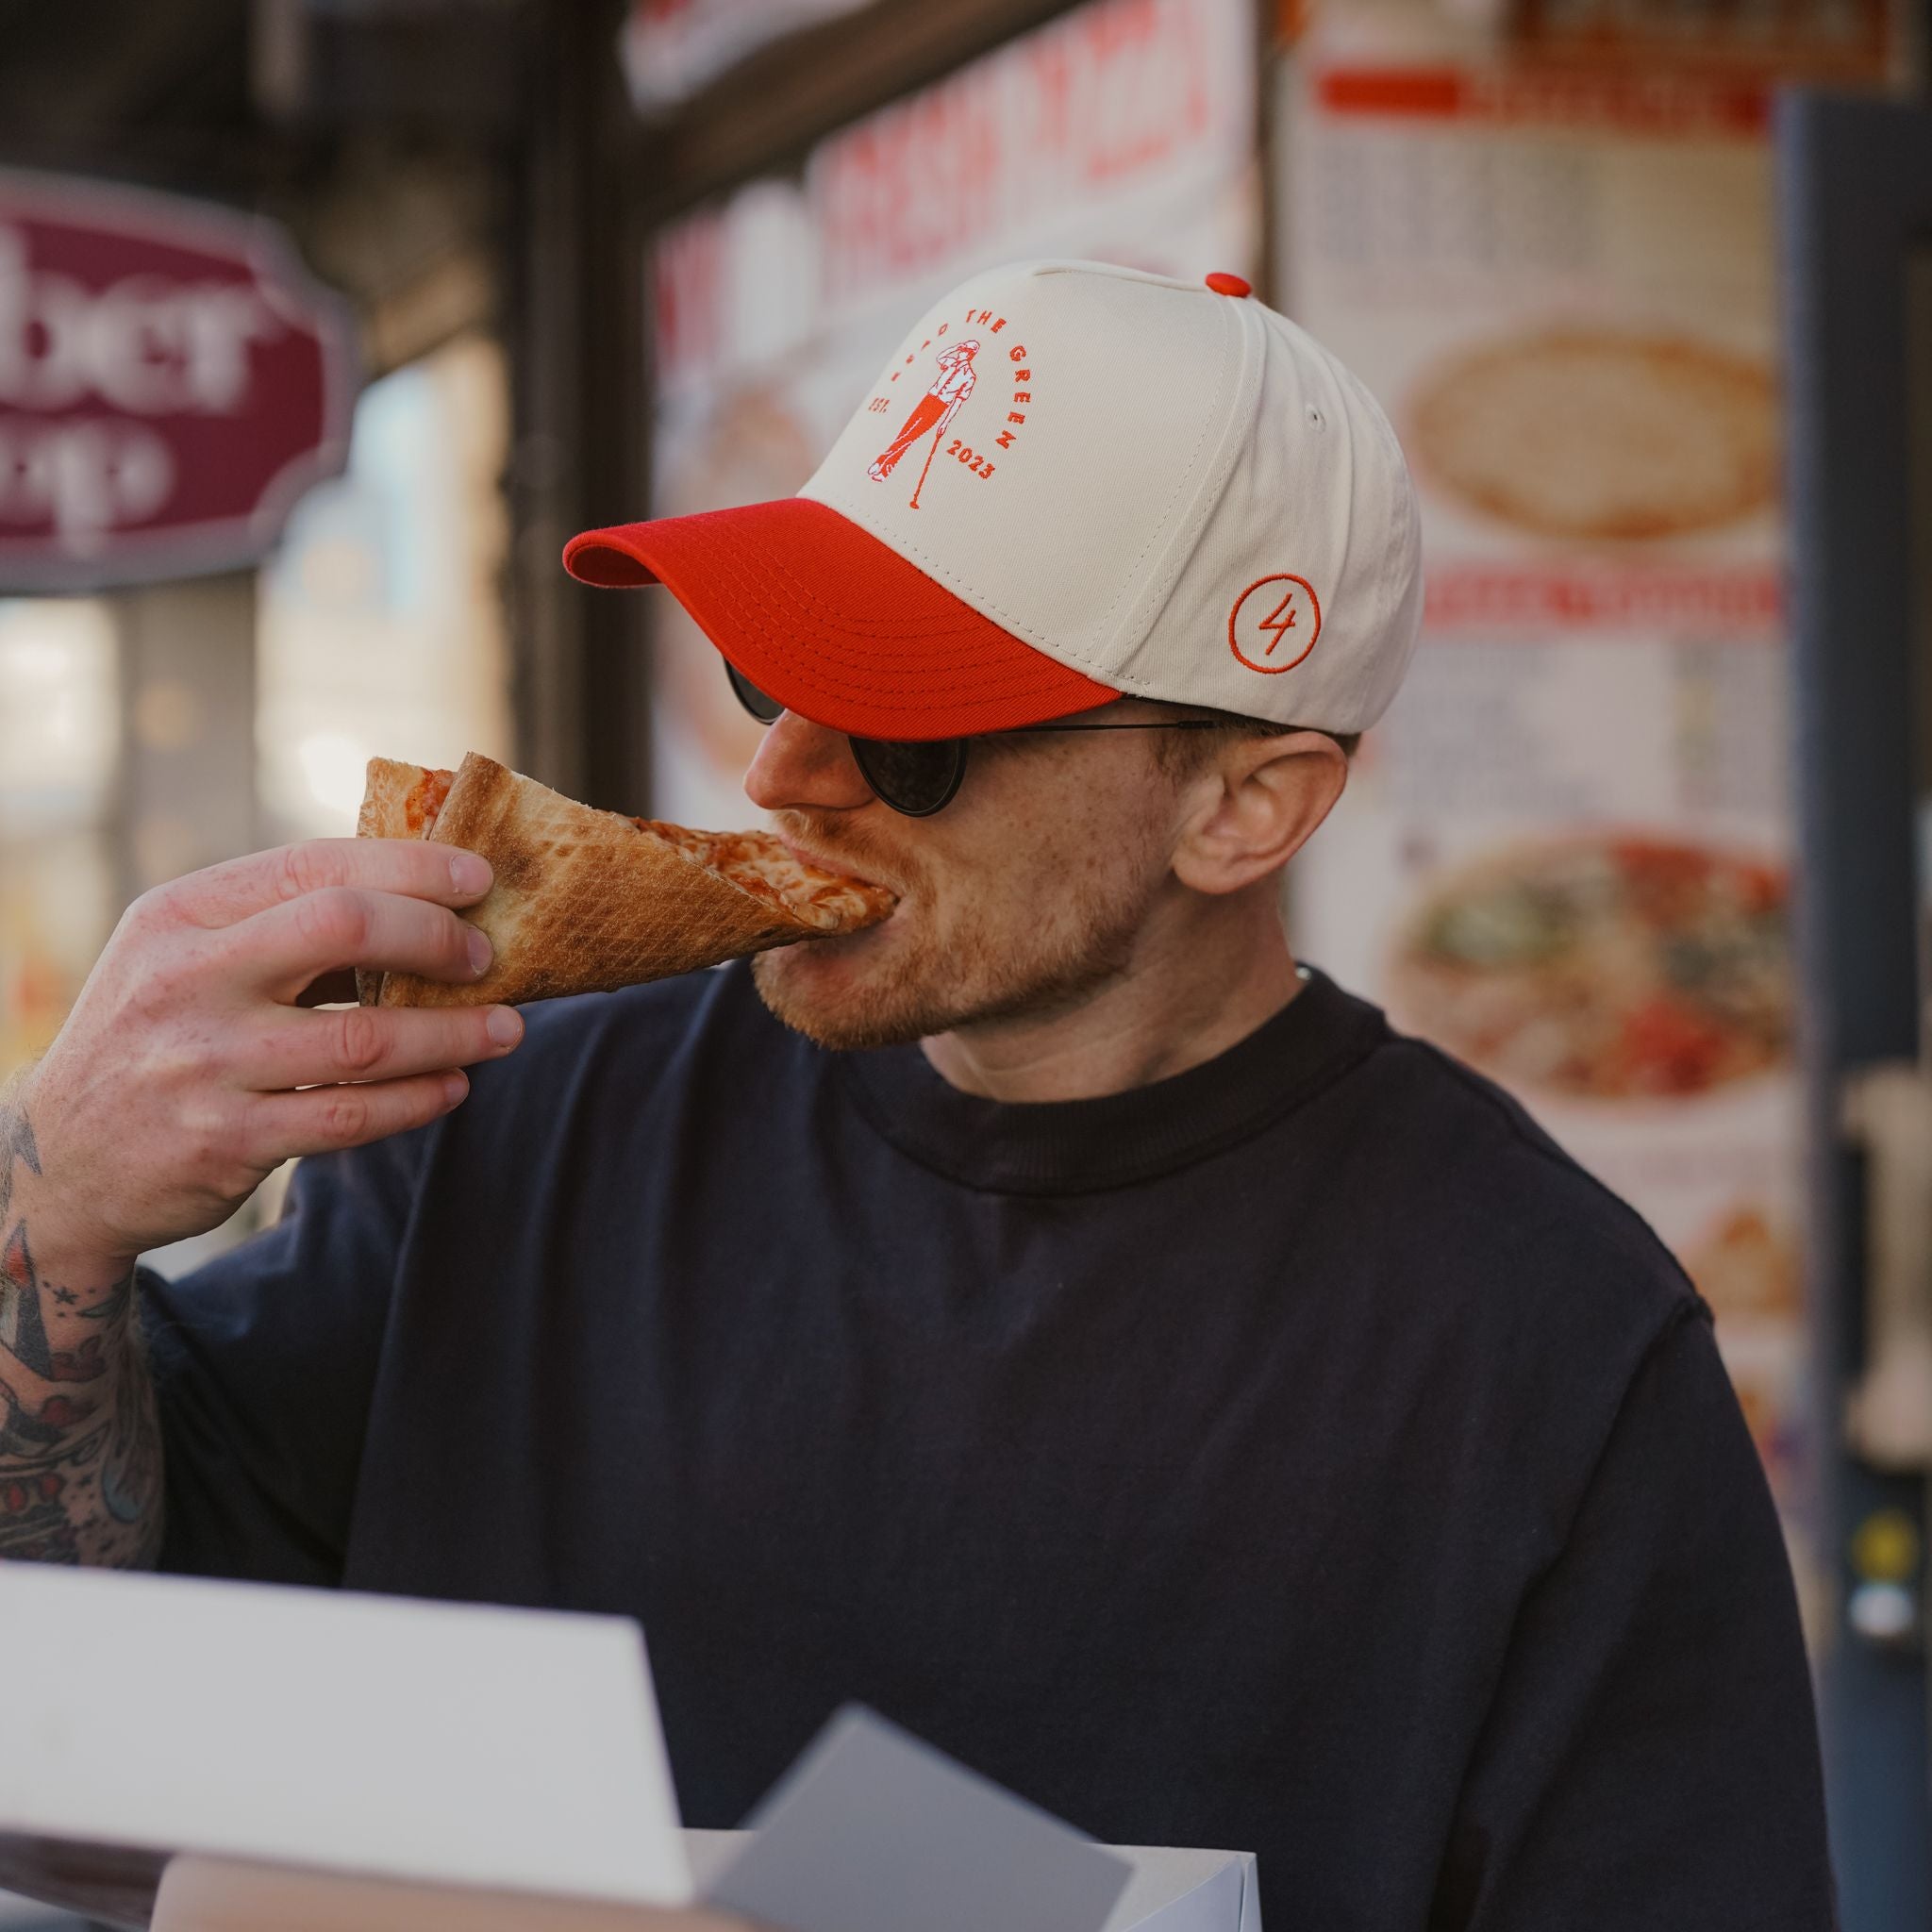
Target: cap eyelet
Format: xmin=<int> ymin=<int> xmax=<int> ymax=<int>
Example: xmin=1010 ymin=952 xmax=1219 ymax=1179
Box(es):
xmin=1306 ymin=405 xmax=1326 ymax=429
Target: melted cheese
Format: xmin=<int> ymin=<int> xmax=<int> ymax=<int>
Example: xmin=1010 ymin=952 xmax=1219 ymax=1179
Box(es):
xmin=406 ymin=768 xmax=455 ymax=836
xmin=633 ymin=820 xmax=895 ymax=932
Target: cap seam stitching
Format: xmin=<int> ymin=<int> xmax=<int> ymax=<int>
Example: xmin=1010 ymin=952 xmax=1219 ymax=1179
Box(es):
xmin=1096 ymin=294 xmax=1265 ymax=691
xmin=1075 ymin=291 xmax=1241 ymax=665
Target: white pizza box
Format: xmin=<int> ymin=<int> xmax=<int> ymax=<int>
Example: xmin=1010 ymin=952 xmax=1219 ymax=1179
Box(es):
xmin=0 ymin=1565 xmax=1259 ymax=1931
xmin=686 ymin=1708 xmax=1259 ymax=1932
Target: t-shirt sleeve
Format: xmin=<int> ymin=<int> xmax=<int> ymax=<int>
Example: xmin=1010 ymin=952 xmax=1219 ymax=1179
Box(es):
xmin=1434 ymin=1303 xmax=1837 ymax=1932
xmin=140 ymin=1126 xmax=428 ymax=1588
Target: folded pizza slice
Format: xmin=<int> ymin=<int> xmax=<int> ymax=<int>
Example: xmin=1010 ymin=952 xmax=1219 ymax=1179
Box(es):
xmin=355 ymin=752 xmax=896 ymax=1008
xmin=354 ymin=757 xmax=456 ymax=1007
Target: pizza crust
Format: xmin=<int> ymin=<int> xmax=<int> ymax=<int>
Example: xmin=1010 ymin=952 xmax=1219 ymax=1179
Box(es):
xmin=632 ymin=820 xmax=891 ymax=932
xmin=355 ymin=753 xmax=895 ymax=1008
xmin=354 ymin=759 xmax=454 ymax=1006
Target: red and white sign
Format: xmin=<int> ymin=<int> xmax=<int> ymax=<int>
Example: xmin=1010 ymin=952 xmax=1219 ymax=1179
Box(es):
xmin=810 ymin=0 xmax=1246 ymax=308
xmin=649 ymin=0 xmax=1257 ymax=397
xmin=0 ymin=170 xmax=358 ymax=591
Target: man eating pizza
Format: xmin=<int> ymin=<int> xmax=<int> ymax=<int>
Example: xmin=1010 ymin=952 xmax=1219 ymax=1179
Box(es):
xmin=0 ymin=260 xmax=1833 ymax=1928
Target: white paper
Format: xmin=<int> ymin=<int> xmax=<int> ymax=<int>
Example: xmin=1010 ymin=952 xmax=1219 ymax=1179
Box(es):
xmin=692 ymin=1713 xmax=1258 ymax=1932
xmin=1103 ymin=1848 xmax=1257 ymax=1932
xmin=0 ymin=1564 xmax=691 ymax=1907
xmin=702 ymin=1707 xmax=1132 ymax=1932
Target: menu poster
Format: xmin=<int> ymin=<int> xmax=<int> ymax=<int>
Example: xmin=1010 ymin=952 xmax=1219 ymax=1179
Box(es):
xmin=1281 ymin=56 xmax=1825 ymax=1626
xmin=643 ymin=0 xmax=1259 ymax=830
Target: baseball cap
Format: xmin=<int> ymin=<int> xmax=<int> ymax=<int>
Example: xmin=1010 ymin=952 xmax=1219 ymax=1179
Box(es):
xmin=564 ymin=258 xmax=1424 ymax=742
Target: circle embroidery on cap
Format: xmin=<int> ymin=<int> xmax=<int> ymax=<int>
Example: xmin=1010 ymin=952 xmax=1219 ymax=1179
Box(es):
xmin=1229 ymin=575 xmax=1322 ymax=674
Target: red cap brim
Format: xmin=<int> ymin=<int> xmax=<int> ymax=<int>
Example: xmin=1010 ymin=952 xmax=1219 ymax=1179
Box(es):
xmin=562 ymin=497 xmax=1118 ymax=741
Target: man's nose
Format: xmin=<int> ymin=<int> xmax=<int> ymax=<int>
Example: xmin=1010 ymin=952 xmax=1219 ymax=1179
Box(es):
xmin=742 ymin=710 xmax=874 ymax=813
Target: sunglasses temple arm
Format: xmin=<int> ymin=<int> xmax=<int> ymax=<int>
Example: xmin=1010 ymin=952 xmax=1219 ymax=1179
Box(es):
xmin=1009 ymin=721 xmax=1231 ymax=734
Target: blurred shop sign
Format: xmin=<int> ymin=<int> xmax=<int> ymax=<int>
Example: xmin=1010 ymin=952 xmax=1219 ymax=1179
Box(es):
xmin=652 ymin=0 xmax=1256 ymax=396
xmin=0 ymin=170 xmax=358 ymax=592
xmin=620 ymin=0 xmax=873 ymax=114
xmin=809 ymin=0 xmax=1242 ymax=308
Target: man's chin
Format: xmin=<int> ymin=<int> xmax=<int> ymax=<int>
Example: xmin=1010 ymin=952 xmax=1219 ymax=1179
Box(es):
xmin=750 ymin=923 xmax=941 ymax=1052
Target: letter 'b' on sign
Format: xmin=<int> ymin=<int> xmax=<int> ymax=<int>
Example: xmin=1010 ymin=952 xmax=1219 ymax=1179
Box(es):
xmin=1229 ymin=574 xmax=1322 ymax=674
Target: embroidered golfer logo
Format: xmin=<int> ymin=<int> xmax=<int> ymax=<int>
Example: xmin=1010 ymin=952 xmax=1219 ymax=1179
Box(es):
xmin=1229 ymin=574 xmax=1322 ymax=675
xmin=870 ymin=339 xmax=980 ymax=508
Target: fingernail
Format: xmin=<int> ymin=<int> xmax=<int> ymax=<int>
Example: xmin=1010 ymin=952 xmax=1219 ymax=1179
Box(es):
xmin=466 ymin=925 xmax=492 ymax=976
xmin=450 ymin=852 xmax=491 ymax=894
xmin=442 ymin=1071 xmax=469 ymax=1106
xmin=486 ymin=1006 xmax=522 ymax=1047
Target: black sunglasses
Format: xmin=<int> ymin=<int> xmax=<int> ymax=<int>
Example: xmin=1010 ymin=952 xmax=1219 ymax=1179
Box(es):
xmin=724 ymin=660 xmax=1233 ymax=817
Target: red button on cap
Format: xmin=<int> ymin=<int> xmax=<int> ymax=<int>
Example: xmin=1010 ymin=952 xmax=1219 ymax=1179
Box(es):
xmin=1205 ymin=272 xmax=1252 ymax=298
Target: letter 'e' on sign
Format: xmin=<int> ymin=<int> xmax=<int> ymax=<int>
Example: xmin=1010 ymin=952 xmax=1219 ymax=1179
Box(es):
xmin=0 ymin=169 xmax=359 ymax=591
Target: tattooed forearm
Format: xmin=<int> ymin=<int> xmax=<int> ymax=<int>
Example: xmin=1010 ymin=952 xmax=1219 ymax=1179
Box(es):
xmin=0 ymin=1106 xmax=161 ymax=1568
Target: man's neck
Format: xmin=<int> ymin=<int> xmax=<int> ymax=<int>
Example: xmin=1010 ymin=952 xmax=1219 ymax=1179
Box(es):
xmin=919 ymin=891 xmax=1306 ymax=1103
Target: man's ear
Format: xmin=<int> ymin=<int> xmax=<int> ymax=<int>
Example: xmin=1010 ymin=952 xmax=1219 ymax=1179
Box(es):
xmin=1171 ymin=733 xmax=1349 ymax=896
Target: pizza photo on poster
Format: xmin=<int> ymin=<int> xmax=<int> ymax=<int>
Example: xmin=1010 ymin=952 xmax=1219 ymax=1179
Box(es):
xmin=1406 ymin=328 xmax=1779 ymax=546
xmin=1385 ymin=831 xmax=1791 ymax=1102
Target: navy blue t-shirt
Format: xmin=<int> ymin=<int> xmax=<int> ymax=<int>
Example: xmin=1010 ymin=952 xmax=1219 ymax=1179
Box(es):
xmin=142 ymin=962 xmax=1832 ymax=1928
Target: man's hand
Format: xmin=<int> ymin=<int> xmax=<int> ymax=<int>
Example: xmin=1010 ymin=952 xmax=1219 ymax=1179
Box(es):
xmin=10 ymin=836 xmax=524 ymax=1277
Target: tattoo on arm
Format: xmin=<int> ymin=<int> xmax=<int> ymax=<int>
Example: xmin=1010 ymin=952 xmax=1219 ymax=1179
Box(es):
xmin=0 ymin=1101 xmax=161 ymax=1568
xmin=0 ymin=1099 xmax=40 ymax=1225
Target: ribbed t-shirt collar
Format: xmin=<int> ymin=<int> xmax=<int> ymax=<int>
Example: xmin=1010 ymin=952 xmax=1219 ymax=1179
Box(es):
xmin=837 ymin=965 xmax=1386 ymax=1195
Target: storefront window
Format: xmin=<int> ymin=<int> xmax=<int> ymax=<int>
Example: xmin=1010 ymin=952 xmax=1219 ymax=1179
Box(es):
xmin=258 ymin=333 xmax=512 ymax=844
xmin=0 ymin=597 xmax=119 ymax=1080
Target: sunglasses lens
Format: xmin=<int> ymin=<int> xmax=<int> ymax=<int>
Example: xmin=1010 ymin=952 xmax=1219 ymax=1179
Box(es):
xmin=724 ymin=660 xmax=785 ymax=724
xmin=851 ymin=736 xmax=966 ymax=816
xmin=724 ymin=656 xmax=964 ymax=814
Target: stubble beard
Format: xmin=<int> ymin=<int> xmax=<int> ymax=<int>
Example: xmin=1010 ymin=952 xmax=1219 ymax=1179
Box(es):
xmin=751 ymin=863 xmax=1157 ymax=1053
